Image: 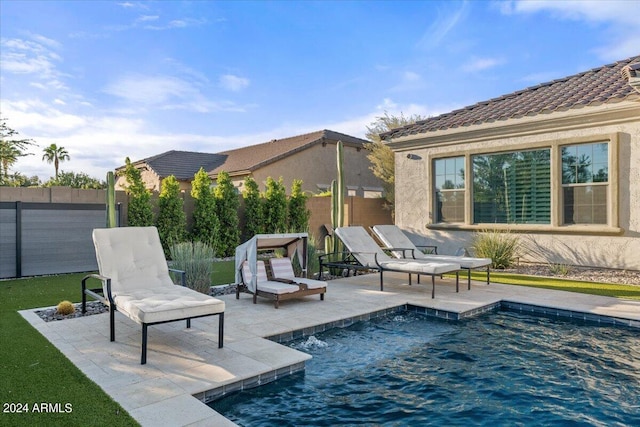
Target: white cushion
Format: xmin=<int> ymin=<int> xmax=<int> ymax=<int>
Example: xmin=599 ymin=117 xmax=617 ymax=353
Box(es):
xmin=115 ymin=286 xmax=225 ymax=324
xmin=242 ymin=260 xmax=300 ymax=294
xmin=269 ymin=258 xmax=327 ymax=290
xmin=379 ymin=260 xmax=460 ymax=275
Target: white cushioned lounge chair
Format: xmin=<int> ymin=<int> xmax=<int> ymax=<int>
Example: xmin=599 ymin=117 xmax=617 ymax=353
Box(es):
xmin=372 ymin=224 xmax=492 ymax=289
xmin=332 ymin=226 xmax=461 ymax=298
xmin=240 ymin=260 xmax=325 ymax=308
xmin=81 ymin=226 xmax=225 ymax=364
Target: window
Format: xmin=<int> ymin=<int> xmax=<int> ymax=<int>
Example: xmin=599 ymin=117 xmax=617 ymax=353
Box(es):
xmin=561 ymin=142 xmax=608 ymax=224
xmin=472 ymin=149 xmax=551 ymax=224
xmin=434 ymin=156 xmax=465 ymax=223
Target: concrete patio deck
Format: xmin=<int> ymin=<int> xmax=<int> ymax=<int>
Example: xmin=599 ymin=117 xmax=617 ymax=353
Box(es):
xmin=21 ymin=273 xmax=640 ymax=426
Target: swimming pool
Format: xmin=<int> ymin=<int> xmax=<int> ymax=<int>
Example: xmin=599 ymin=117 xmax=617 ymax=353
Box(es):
xmin=211 ymin=310 xmax=640 ymax=426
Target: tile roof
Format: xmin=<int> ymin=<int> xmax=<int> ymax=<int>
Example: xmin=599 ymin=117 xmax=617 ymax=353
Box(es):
xmin=208 ymin=129 xmax=368 ymax=176
xmin=382 ymin=55 xmax=640 ymax=140
xmin=128 ymin=129 xmax=369 ymax=179
xmin=141 ymin=151 xmax=227 ymax=180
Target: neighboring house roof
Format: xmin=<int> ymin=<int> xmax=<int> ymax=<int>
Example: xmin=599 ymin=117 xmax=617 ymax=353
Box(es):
xmin=122 ymin=129 xmax=369 ymax=180
xmin=208 ymin=129 xmax=368 ymax=176
xmin=382 ymin=55 xmax=640 ymax=140
xmin=135 ymin=151 xmax=227 ymax=180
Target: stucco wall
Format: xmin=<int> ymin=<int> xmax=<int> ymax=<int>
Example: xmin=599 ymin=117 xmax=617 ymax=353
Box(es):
xmin=243 ymin=142 xmax=383 ymax=196
xmin=392 ymin=101 xmax=640 ymax=270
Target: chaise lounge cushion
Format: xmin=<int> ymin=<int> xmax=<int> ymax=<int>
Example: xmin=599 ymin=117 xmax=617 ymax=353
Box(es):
xmin=379 ymin=260 xmax=460 ymax=275
xmin=242 ymin=261 xmax=300 ymax=294
xmin=269 ymin=257 xmax=328 ymax=290
xmin=114 ymin=286 xmax=225 ymax=324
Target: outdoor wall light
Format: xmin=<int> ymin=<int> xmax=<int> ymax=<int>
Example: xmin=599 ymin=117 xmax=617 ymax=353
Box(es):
xmin=406 ymin=153 xmax=422 ymax=160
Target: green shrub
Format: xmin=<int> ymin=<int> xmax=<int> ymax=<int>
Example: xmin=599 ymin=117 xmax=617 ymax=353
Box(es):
xmin=156 ymin=175 xmax=186 ymax=256
xmin=287 ymin=179 xmax=310 ymax=232
xmin=549 ymin=263 xmax=572 ymax=276
xmin=122 ymin=157 xmax=154 ymax=226
xmin=191 ymin=168 xmax=219 ymax=246
xmin=169 ymin=241 xmax=216 ymax=294
xmin=472 ymin=229 xmax=521 ymax=269
xmin=263 ymin=176 xmax=287 ymax=233
xmin=242 ymin=176 xmax=264 ymax=238
xmin=213 ymin=171 xmax=240 ymax=257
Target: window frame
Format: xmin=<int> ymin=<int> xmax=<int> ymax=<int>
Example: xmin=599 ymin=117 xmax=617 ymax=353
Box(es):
xmin=427 ymin=133 xmax=620 ymax=234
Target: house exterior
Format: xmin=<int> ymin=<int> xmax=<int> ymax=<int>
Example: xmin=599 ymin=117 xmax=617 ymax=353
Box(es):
xmin=115 ymin=129 xmax=383 ymax=197
xmin=382 ymin=55 xmax=640 ymax=270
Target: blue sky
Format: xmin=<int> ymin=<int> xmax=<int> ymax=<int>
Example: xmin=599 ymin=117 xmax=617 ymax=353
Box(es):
xmin=1 ymin=0 xmax=639 ymax=181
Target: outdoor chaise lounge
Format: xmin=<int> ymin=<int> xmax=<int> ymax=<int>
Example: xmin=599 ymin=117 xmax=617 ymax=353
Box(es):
xmin=269 ymin=257 xmax=328 ymax=293
xmin=81 ymin=226 xmax=225 ymax=364
xmin=239 ymin=260 xmax=325 ymax=308
xmin=235 ymin=233 xmax=325 ymax=308
xmin=330 ymin=226 xmax=461 ymax=298
xmin=372 ymin=224 xmax=492 ymax=290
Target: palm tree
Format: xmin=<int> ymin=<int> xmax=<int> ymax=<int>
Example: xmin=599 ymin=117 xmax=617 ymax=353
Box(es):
xmin=42 ymin=143 xmax=70 ymax=179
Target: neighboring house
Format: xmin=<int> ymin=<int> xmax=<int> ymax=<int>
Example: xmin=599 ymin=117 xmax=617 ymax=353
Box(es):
xmin=381 ymin=55 xmax=640 ymax=270
xmin=115 ymin=129 xmax=383 ymax=197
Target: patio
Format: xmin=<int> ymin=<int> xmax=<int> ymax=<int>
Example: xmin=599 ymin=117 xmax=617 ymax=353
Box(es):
xmin=20 ymin=273 xmax=640 ymax=426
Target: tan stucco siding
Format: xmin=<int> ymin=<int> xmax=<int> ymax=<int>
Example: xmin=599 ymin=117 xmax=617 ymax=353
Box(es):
xmin=243 ymin=143 xmax=382 ymax=196
xmin=392 ymin=102 xmax=640 ymax=270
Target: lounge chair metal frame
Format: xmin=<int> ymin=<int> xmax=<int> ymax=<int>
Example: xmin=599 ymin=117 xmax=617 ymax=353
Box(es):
xmin=321 ymin=228 xmax=461 ymax=299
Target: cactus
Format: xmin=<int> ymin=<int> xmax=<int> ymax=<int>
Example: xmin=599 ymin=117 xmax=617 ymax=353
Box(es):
xmin=326 ymin=141 xmax=345 ymax=254
xmin=106 ymin=171 xmax=117 ymax=228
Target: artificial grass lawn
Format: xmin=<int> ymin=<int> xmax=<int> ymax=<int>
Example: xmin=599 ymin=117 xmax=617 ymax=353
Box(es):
xmin=0 ymin=273 xmax=138 ymax=427
xmin=465 ymin=270 xmax=640 ymax=301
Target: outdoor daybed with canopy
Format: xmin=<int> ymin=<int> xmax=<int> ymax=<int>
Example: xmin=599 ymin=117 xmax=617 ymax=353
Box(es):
xmin=235 ymin=233 xmax=327 ymax=308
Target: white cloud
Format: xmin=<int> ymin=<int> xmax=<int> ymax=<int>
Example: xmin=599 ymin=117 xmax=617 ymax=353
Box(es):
xmin=104 ymin=74 xmax=198 ymax=105
xmin=462 ymin=57 xmax=505 ymax=72
xmin=417 ymin=1 xmax=470 ymax=50
xmin=501 ymin=0 xmax=640 ymax=61
xmin=219 ymin=74 xmax=250 ymax=92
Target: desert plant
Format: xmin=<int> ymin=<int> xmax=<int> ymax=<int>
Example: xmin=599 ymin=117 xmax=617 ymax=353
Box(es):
xmin=325 ymin=140 xmax=345 ymax=254
xmin=106 ymin=171 xmax=117 ymax=228
xmin=472 ymin=229 xmax=521 ymax=269
xmin=169 ymin=241 xmax=216 ymax=294
xmin=214 ymin=171 xmax=240 ymax=257
xmin=549 ymin=263 xmax=572 ymax=276
xmin=156 ymin=175 xmax=186 ymax=256
xmin=56 ymin=300 xmax=75 ymax=315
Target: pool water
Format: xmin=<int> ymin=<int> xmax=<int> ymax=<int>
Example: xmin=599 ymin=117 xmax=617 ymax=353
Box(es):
xmin=210 ymin=311 xmax=640 ymax=426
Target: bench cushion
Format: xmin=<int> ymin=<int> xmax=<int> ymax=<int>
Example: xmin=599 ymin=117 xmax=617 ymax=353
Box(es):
xmin=379 ymin=260 xmax=460 ymax=275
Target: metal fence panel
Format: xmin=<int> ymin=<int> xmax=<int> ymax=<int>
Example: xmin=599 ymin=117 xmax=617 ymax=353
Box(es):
xmin=0 ymin=205 xmax=17 ymax=278
xmin=20 ymin=206 xmax=104 ymax=276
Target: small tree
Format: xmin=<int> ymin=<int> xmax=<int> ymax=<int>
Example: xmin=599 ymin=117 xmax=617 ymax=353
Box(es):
xmin=242 ymin=176 xmax=263 ymax=238
xmin=122 ymin=157 xmax=154 ymax=226
xmin=288 ymin=179 xmax=310 ymax=232
xmin=364 ymin=112 xmax=428 ymax=216
xmin=213 ymin=171 xmax=240 ymax=257
xmin=44 ymin=170 xmax=105 ymax=189
xmin=0 ymin=117 xmax=36 ymax=182
xmin=191 ymin=168 xmax=219 ymax=246
xmin=263 ymin=176 xmax=287 ymax=233
xmin=156 ymin=175 xmax=186 ymax=256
